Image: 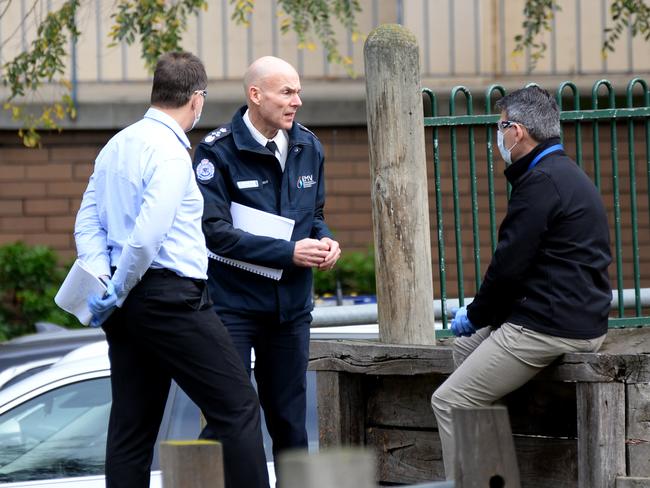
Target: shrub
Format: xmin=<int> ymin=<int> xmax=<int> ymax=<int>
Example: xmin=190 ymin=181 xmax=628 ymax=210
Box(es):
xmin=0 ymin=242 xmax=79 ymax=341
xmin=313 ymin=247 xmax=376 ymax=296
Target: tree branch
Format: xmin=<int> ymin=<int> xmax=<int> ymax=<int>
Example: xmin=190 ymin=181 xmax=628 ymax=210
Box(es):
xmin=0 ymin=0 xmax=39 ymax=50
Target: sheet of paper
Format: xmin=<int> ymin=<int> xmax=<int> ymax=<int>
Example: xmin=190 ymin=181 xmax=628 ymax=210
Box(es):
xmin=208 ymin=202 xmax=295 ymax=280
xmin=54 ymin=259 xmax=107 ymax=326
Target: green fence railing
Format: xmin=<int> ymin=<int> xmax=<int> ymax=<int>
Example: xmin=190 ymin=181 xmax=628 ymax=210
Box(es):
xmin=424 ymin=79 xmax=650 ymax=331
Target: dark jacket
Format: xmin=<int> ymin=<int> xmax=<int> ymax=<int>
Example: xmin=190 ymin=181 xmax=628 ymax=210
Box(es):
xmin=467 ymin=137 xmax=612 ymax=339
xmin=192 ymin=106 xmax=332 ymax=322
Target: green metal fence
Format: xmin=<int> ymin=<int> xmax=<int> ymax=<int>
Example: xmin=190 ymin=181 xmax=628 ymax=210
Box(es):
xmin=423 ymin=79 xmax=650 ymax=331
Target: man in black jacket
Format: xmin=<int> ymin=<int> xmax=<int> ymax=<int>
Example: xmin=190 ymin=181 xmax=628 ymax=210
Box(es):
xmin=193 ymin=56 xmax=340 ymax=468
xmin=431 ymin=86 xmax=611 ymax=479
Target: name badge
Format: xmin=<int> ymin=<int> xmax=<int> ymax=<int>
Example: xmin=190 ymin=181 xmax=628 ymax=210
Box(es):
xmin=237 ymin=180 xmax=259 ymax=189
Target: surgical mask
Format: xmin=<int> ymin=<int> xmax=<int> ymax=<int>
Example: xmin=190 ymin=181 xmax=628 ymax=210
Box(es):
xmin=188 ymin=108 xmax=201 ymax=132
xmin=497 ymin=128 xmax=517 ymax=165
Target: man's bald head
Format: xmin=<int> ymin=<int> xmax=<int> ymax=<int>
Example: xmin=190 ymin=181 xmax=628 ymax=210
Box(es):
xmin=243 ymin=56 xmax=299 ymax=94
xmin=243 ymin=56 xmax=303 ymax=139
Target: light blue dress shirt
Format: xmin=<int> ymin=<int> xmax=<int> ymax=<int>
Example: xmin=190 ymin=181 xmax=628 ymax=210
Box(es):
xmin=74 ymin=108 xmax=208 ymax=306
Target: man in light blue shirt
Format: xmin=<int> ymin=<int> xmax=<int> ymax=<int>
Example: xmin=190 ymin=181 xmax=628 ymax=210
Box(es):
xmin=74 ymin=52 xmax=269 ymax=488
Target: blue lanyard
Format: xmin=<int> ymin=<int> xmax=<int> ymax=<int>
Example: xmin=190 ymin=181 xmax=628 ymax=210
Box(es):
xmin=528 ymin=144 xmax=563 ymax=170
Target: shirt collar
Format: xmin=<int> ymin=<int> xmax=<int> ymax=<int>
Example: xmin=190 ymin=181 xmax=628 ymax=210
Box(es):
xmin=144 ymin=107 xmax=191 ymax=149
xmin=504 ymin=136 xmax=562 ymax=184
xmin=242 ymin=109 xmax=288 ymax=155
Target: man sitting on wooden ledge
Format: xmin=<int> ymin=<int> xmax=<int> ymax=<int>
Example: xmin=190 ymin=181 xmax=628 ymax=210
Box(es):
xmin=431 ymin=86 xmax=612 ymax=480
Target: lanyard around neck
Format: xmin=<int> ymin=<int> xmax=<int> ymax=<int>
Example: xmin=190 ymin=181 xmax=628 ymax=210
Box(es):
xmin=528 ymin=144 xmax=563 ymax=171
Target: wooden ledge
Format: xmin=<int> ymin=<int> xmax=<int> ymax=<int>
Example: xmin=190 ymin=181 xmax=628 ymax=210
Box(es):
xmin=309 ymin=327 xmax=650 ymax=383
xmin=309 ymin=340 xmax=455 ymax=376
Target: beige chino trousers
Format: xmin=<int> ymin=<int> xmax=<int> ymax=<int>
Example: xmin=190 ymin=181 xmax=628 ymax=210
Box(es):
xmin=430 ymin=322 xmax=605 ymax=479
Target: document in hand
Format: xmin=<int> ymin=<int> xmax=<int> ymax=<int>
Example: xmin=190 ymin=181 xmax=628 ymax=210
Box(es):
xmin=207 ymin=202 xmax=295 ymax=280
xmin=54 ymin=259 xmax=108 ymax=326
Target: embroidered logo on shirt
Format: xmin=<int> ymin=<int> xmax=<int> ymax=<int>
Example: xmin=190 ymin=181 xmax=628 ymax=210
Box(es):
xmin=297 ymin=174 xmax=316 ymax=189
xmin=196 ymin=159 xmax=215 ymax=182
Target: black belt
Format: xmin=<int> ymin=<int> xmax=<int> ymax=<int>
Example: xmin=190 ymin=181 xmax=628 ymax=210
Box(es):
xmin=145 ymin=267 xmax=205 ymax=283
xmin=111 ymin=266 xmax=204 ymax=283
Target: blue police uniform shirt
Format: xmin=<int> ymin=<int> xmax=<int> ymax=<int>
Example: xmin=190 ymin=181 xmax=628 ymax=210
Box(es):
xmin=193 ymin=106 xmax=333 ymax=322
xmin=75 ymin=107 xmax=208 ymax=306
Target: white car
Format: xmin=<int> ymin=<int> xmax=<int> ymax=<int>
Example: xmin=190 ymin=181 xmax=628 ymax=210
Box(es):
xmin=0 ymin=322 xmax=382 ymax=487
xmin=0 ymin=341 xmax=280 ymax=487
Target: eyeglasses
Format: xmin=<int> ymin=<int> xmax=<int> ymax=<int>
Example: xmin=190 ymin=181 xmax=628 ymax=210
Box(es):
xmin=497 ymin=120 xmax=518 ymax=131
xmin=194 ymin=89 xmax=207 ymax=98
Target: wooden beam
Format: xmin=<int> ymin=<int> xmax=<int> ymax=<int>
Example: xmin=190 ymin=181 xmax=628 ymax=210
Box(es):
xmin=626 ymin=384 xmax=650 ymax=477
xmin=577 ymin=382 xmax=626 ymax=488
xmin=160 ymin=440 xmax=223 ymax=488
xmin=367 ymin=427 xmax=445 ymax=484
xmin=310 ymin=340 xmax=454 ymax=375
xmin=316 ymin=371 xmax=365 ymax=448
xmin=453 ymin=407 xmax=521 ymax=488
xmin=277 ymin=448 xmax=376 ymax=488
xmin=309 ymin=340 xmax=650 ymax=383
xmin=616 ymin=477 xmax=650 ymax=488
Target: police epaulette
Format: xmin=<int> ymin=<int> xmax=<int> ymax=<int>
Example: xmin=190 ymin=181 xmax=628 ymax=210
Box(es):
xmin=201 ymin=125 xmax=231 ymax=146
xmin=297 ymin=123 xmax=316 ymax=137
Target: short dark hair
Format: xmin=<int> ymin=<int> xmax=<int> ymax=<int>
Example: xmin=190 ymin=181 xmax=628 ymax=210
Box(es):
xmin=150 ymin=52 xmax=207 ymax=108
xmin=495 ymin=86 xmax=561 ymax=142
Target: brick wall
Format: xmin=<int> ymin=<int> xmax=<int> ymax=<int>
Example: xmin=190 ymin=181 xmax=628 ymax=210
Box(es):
xmin=1 ymin=125 xmax=648 ymax=301
xmin=0 ymin=127 xmax=376 ymax=262
xmin=0 ymin=132 xmax=111 ymax=260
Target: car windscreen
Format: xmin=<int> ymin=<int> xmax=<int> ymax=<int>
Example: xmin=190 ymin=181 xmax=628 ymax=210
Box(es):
xmin=0 ymin=377 xmax=111 ymax=482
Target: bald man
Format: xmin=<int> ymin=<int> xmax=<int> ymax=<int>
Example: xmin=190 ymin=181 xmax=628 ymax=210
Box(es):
xmin=192 ymin=56 xmax=340 ymax=468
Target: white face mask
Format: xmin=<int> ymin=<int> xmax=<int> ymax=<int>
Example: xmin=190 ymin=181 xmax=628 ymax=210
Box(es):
xmin=497 ymin=128 xmax=517 ymax=165
xmin=188 ymin=108 xmax=201 ymax=132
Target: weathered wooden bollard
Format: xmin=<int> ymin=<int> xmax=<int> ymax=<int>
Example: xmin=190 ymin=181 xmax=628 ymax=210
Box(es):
xmin=453 ymin=407 xmax=520 ymax=487
xmin=160 ymin=440 xmax=224 ymax=488
xmin=364 ymin=23 xmax=435 ymax=345
xmin=277 ymin=448 xmax=376 ymax=488
xmin=577 ymin=382 xmax=625 ymax=487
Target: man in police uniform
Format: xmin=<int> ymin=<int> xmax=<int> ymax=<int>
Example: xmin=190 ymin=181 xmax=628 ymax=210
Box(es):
xmin=193 ymin=56 xmax=341 ymax=466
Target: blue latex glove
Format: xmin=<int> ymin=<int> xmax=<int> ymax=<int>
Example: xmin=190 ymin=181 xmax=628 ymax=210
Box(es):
xmin=450 ymin=306 xmax=476 ymax=337
xmin=88 ymin=280 xmax=118 ymax=328
xmin=449 ymin=306 xmax=459 ymax=318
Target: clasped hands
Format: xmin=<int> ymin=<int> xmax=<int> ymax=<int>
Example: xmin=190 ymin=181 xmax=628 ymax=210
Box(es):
xmin=293 ymin=237 xmax=341 ymax=270
xmin=450 ymin=306 xmax=476 ymax=337
xmin=87 ymin=278 xmax=118 ymax=328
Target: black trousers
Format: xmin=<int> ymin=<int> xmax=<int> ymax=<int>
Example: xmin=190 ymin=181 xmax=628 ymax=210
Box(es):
xmin=102 ymin=269 xmax=269 ymax=488
xmin=217 ymin=310 xmax=311 ymax=465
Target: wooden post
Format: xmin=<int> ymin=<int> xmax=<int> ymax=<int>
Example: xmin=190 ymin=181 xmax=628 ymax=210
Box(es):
xmin=364 ymin=24 xmax=435 ymax=345
xmin=577 ymin=382 xmax=625 ymax=488
xmin=160 ymin=440 xmax=224 ymax=488
xmin=278 ymin=448 xmax=376 ymax=488
xmin=626 ymin=384 xmax=650 ymax=477
xmin=453 ymin=406 xmax=521 ymax=487
xmin=316 ymin=371 xmax=365 ymax=447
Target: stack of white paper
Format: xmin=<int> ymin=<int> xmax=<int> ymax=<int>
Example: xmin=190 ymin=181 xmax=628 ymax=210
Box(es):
xmin=208 ymin=202 xmax=295 ymax=280
xmin=54 ymin=259 xmax=107 ymax=326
